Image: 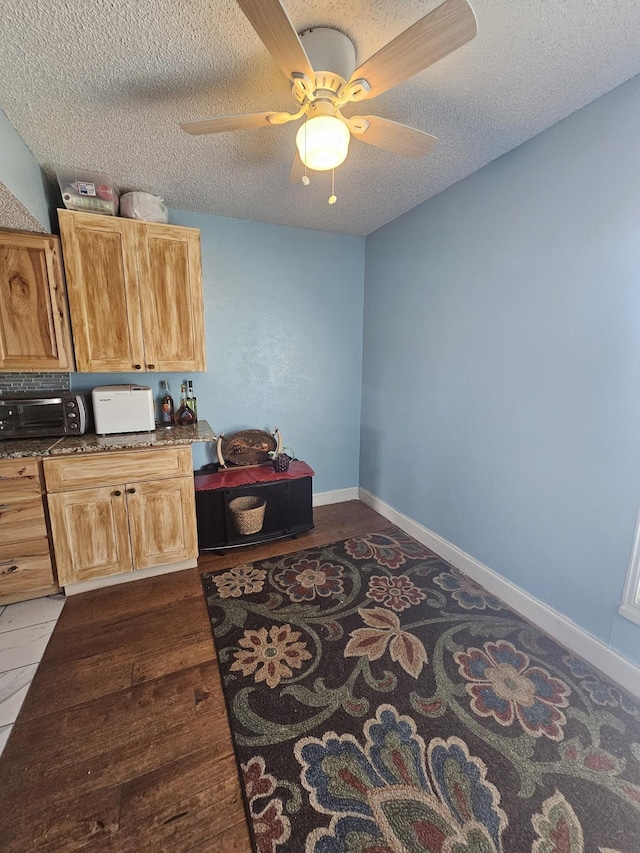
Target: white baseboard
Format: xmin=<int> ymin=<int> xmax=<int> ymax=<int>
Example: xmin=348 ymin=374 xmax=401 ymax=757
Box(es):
xmin=313 ymin=487 xmax=359 ymax=507
xmin=64 ymin=558 xmax=198 ymax=595
xmin=359 ymin=488 xmax=640 ymax=699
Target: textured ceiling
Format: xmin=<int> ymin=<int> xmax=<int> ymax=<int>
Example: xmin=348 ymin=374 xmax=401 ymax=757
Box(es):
xmin=0 ymin=184 xmax=45 ymax=233
xmin=1 ymin=0 xmax=640 ymax=236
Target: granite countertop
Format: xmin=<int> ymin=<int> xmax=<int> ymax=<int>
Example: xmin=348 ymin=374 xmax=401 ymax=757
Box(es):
xmin=0 ymin=421 xmax=216 ymax=459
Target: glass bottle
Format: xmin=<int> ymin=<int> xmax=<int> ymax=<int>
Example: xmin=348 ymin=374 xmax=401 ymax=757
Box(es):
xmin=186 ymin=380 xmax=197 ymax=423
xmin=174 ymin=383 xmax=195 ymax=425
xmin=159 ymin=380 xmax=174 ymax=427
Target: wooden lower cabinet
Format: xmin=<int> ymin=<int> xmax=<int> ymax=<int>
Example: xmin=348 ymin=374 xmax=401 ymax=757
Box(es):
xmin=0 ymin=458 xmax=58 ymax=605
xmin=44 ymin=447 xmax=198 ymax=588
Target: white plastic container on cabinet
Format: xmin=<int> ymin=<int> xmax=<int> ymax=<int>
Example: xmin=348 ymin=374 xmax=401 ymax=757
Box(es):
xmin=56 ymin=168 xmax=119 ymax=215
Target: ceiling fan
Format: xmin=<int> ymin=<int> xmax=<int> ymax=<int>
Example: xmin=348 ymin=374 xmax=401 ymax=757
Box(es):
xmin=180 ymin=0 xmax=477 ymax=198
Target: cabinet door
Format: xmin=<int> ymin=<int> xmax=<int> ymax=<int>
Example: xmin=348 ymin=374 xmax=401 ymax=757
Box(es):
xmin=58 ymin=210 xmax=145 ymax=372
xmin=126 ymin=476 xmax=198 ymax=570
xmin=47 ymin=486 xmax=132 ymax=585
xmin=136 ymin=223 xmax=206 ymax=372
xmin=0 ymin=230 xmax=74 ymax=371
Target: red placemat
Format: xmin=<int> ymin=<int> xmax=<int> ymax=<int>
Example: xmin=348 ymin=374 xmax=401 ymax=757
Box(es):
xmin=195 ymin=461 xmax=314 ymax=491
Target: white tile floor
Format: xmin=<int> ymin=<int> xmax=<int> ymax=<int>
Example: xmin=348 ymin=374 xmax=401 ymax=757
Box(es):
xmin=0 ymin=595 xmax=65 ymax=758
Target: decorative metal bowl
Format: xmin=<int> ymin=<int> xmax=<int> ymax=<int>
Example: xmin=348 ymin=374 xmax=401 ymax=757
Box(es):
xmin=216 ymin=428 xmax=282 ymax=467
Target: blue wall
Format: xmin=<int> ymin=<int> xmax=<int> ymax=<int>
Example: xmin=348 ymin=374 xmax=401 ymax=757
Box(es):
xmin=72 ymin=210 xmax=365 ymax=494
xmin=0 ymin=109 xmax=51 ymax=230
xmin=361 ymin=74 xmax=640 ymax=667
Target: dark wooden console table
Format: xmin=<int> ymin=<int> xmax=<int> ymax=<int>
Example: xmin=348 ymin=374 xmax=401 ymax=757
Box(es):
xmin=194 ymin=461 xmax=314 ymax=551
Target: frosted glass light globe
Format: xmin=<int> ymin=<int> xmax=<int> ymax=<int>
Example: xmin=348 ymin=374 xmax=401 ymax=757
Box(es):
xmin=296 ymin=116 xmax=350 ymax=171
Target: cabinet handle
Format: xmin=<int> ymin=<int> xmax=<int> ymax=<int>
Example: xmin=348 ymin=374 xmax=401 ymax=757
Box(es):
xmin=147 ymin=364 xmax=155 ymax=370
xmin=112 ymin=490 xmax=122 ymax=497
xmin=133 ymin=364 xmax=142 ymax=370
xmin=127 ymin=487 xmax=136 ymax=494
xmin=0 ymin=504 xmax=11 ymax=509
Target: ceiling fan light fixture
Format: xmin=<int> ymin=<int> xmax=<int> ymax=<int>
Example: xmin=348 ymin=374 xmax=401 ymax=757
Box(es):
xmin=295 ymin=115 xmax=350 ymax=171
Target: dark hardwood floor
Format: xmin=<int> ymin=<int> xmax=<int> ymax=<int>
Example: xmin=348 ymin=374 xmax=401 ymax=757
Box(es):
xmin=0 ymin=500 xmax=389 ymax=852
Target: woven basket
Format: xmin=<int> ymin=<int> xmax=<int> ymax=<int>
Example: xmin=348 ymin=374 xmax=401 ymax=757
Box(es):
xmin=228 ymin=496 xmax=266 ymax=535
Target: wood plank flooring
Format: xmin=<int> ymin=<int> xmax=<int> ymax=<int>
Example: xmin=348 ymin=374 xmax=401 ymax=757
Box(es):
xmin=0 ymin=500 xmax=389 ymax=852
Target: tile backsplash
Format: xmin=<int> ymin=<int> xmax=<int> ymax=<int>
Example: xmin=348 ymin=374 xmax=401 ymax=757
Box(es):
xmin=0 ymin=373 xmax=71 ymax=395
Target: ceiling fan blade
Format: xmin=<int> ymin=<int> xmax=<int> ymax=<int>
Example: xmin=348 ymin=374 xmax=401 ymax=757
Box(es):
xmin=346 ymin=0 xmax=476 ymax=101
xmin=346 ymin=115 xmax=437 ymax=158
xmin=290 ymin=152 xmax=306 ymax=183
xmin=237 ymin=0 xmax=315 ymax=82
xmin=180 ymin=112 xmax=280 ymax=135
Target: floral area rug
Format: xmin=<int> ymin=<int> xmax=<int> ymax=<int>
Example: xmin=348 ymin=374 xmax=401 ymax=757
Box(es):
xmin=201 ymin=526 xmax=640 ymax=853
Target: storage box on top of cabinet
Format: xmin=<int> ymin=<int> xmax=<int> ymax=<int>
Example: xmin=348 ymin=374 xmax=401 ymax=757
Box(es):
xmin=57 ymin=210 xmax=206 ymax=373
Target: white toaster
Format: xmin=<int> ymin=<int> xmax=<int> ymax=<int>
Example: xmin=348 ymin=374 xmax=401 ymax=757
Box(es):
xmin=92 ymin=385 xmax=155 ymax=435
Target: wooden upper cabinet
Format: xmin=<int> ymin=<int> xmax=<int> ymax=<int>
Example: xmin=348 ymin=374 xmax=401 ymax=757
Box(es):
xmin=58 ymin=210 xmax=206 ymax=373
xmin=137 ymin=223 xmax=206 ymax=372
xmin=0 ymin=229 xmax=74 ymax=372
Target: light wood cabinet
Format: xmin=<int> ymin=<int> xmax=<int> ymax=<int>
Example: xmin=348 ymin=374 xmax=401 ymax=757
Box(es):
xmin=58 ymin=210 xmax=206 ymax=373
xmin=44 ymin=447 xmax=198 ymax=588
xmin=0 ymin=229 xmax=74 ymax=372
xmin=0 ymin=458 xmax=58 ymax=604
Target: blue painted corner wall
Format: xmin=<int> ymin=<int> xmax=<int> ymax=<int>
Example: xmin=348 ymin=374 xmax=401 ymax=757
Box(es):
xmin=3 ymin=69 xmax=640 ymax=671
xmin=361 ymin=73 xmax=640 ymax=668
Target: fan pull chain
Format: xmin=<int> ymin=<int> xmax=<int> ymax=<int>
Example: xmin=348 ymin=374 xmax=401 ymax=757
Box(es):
xmin=328 ymin=169 xmax=337 ymax=204
xmin=302 ymin=119 xmax=310 ymax=185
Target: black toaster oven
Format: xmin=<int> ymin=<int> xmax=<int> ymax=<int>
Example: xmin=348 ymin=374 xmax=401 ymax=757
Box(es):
xmin=0 ymin=391 xmax=89 ymax=440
